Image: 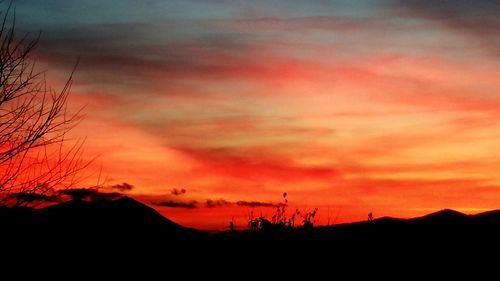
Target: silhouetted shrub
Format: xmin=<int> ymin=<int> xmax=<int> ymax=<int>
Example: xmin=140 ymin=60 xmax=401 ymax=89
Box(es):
xmin=247 ymin=193 xmax=319 ymax=232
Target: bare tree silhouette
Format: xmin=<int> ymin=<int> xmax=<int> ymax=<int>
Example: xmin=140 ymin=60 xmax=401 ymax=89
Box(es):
xmin=0 ymin=2 xmax=87 ymax=206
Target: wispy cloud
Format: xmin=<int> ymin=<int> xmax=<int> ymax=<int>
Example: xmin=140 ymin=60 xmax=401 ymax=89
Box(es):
xmin=205 ymin=199 xmax=231 ymax=208
xmin=110 ymin=182 xmax=134 ymax=191
xmin=393 ymin=0 xmax=500 ymax=56
xmin=170 ymin=188 xmax=187 ymax=196
xmin=154 ymin=200 xmax=198 ymax=209
xmin=59 ymin=188 xmax=123 ymax=201
xmin=236 ymin=201 xmax=285 ymax=208
xmin=137 ymin=194 xmax=286 ymax=209
xmin=175 ymin=145 xmax=338 ymax=183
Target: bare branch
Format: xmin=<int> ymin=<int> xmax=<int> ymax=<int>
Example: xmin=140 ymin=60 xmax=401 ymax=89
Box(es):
xmin=0 ymin=3 xmax=88 ymax=207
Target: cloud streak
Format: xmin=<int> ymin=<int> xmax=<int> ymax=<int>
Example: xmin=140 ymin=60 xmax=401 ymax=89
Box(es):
xmin=59 ymin=188 xmax=123 ymax=201
xmin=170 ymin=188 xmax=187 ymax=196
xmin=154 ymin=200 xmax=198 ymax=209
xmin=111 ymin=182 xmax=134 ymax=191
xmin=205 ymin=199 xmax=231 ymax=208
xmin=175 ymin=146 xmax=338 ymax=183
xmin=140 ymin=195 xmax=286 ymax=210
xmin=236 ymin=201 xmax=285 ymax=208
xmin=394 ymin=0 xmax=500 ymax=56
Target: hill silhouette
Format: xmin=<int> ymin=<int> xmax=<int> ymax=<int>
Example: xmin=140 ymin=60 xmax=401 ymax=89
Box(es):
xmin=3 ymin=198 xmax=500 ymax=257
xmin=0 ymin=196 xmax=204 ymax=252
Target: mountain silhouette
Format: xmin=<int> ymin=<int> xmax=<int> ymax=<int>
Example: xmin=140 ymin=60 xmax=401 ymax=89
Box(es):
xmin=41 ymin=196 xmax=186 ymax=231
xmin=3 ymin=199 xmax=500 ymax=258
xmin=409 ymin=208 xmax=468 ymax=224
xmin=0 ymin=196 xmax=204 ymax=252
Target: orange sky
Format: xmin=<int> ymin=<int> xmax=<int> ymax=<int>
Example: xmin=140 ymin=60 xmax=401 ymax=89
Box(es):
xmin=16 ymin=0 xmax=500 ymax=230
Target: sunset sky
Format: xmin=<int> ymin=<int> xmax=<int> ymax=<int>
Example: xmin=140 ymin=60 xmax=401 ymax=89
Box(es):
xmin=14 ymin=0 xmax=500 ymax=230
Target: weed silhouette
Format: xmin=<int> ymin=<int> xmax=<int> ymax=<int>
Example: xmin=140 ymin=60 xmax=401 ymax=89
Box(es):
xmin=368 ymin=212 xmax=374 ymax=222
xmin=246 ymin=193 xmax=319 ymax=232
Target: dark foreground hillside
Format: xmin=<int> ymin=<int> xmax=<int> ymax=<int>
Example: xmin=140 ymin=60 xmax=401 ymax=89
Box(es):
xmin=2 ymin=196 xmax=500 ymax=263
